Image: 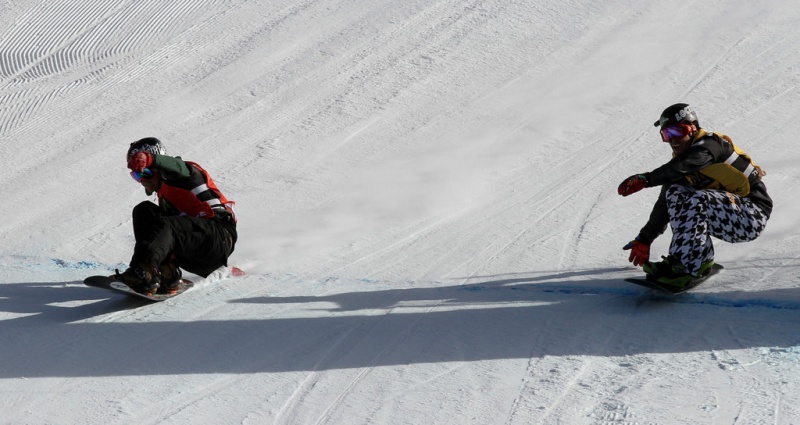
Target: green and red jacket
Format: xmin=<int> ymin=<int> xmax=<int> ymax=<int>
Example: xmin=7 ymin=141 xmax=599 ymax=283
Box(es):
xmin=150 ymin=154 xmax=236 ymax=221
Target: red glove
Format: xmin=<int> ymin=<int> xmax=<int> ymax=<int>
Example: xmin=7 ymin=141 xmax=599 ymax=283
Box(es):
xmin=618 ymin=174 xmax=648 ymax=196
xmin=128 ymin=151 xmax=153 ymax=172
xmin=623 ymin=239 xmax=650 ymax=266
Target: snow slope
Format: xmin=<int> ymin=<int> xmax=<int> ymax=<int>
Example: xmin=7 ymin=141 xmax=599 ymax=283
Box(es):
xmin=2 ymin=0 xmax=800 ymax=423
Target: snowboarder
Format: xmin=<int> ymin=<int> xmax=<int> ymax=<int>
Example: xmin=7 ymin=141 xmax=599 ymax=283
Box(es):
xmin=617 ymin=103 xmax=772 ymax=288
xmin=116 ymin=137 xmax=237 ymax=295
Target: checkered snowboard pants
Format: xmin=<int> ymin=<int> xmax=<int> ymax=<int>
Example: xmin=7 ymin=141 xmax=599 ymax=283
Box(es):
xmin=666 ymin=185 xmax=768 ymax=276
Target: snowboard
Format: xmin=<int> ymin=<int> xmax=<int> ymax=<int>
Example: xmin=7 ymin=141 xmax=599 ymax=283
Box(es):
xmin=625 ymin=263 xmax=724 ymax=295
xmin=83 ymin=275 xmax=194 ymax=301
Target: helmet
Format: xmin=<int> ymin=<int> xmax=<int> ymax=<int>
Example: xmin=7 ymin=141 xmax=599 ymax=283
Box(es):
xmin=127 ymin=137 xmax=166 ymax=161
xmin=653 ymin=103 xmax=699 ymax=128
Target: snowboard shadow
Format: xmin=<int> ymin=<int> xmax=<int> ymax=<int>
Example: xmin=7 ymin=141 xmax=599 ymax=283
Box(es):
xmin=1 ymin=269 xmax=800 ymax=378
xmin=0 ymin=280 xmax=144 ymax=323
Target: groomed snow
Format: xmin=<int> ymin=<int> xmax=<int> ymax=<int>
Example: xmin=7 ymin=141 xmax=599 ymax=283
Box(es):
xmin=2 ymin=1 xmax=800 ymax=423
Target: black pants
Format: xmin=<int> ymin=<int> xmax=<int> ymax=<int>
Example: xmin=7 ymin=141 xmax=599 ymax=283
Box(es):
xmin=131 ymin=201 xmax=237 ymax=277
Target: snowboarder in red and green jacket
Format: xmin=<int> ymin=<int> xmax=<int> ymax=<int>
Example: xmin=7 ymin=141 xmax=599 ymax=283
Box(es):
xmin=618 ymin=104 xmax=772 ymax=288
xmin=117 ymin=137 xmax=237 ymax=295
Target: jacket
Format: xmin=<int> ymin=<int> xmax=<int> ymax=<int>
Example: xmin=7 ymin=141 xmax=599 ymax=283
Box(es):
xmin=637 ymin=130 xmax=772 ymax=245
xmin=150 ymin=154 xmax=236 ymax=222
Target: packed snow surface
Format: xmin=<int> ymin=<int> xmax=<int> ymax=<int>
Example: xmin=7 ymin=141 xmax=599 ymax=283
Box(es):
xmin=2 ymin=1 xmax=800 ymax=424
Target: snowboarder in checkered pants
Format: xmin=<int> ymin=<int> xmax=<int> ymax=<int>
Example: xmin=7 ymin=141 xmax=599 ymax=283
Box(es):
xmin=617 ymin=104 xmax=772 ymax=288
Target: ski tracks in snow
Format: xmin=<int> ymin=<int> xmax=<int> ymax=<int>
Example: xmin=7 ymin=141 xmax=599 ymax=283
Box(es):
xmin=502 ymin=296 xmax=646 ymax=425
xmin=274 ymin=293 xmax=456 ymax=425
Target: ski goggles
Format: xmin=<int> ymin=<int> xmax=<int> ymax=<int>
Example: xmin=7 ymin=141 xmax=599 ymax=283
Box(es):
xmin=660 ymin=123 xmax=692 ymax=142
xmin=130 ymin=168 xmax=154 ymax=182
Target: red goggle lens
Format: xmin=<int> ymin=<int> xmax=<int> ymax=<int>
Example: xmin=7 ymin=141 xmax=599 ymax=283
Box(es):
xmin=660 ymin=124 xmax=691 ymax=141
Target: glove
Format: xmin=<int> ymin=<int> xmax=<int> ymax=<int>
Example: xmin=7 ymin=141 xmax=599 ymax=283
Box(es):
xmin=128 ymin=151 xmax=153 ymax=172
xmin=622 ymin=238 xmax=650 ymax=266
xmin=618 ymin=174 xmax=648 ymax=197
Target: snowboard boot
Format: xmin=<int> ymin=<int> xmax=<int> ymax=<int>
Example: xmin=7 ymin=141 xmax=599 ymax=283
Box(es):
xmin=115 ymin=262 xmax=161 ymax=295
xmin=642 ymin=255 xmax=715 ymax=288
xmin=157 ymin=255 xmax=182 ymax=295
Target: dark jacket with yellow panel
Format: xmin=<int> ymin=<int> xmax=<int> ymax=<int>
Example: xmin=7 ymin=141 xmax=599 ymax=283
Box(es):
xmin=637 ymin=129 xmax=772 ymax=245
